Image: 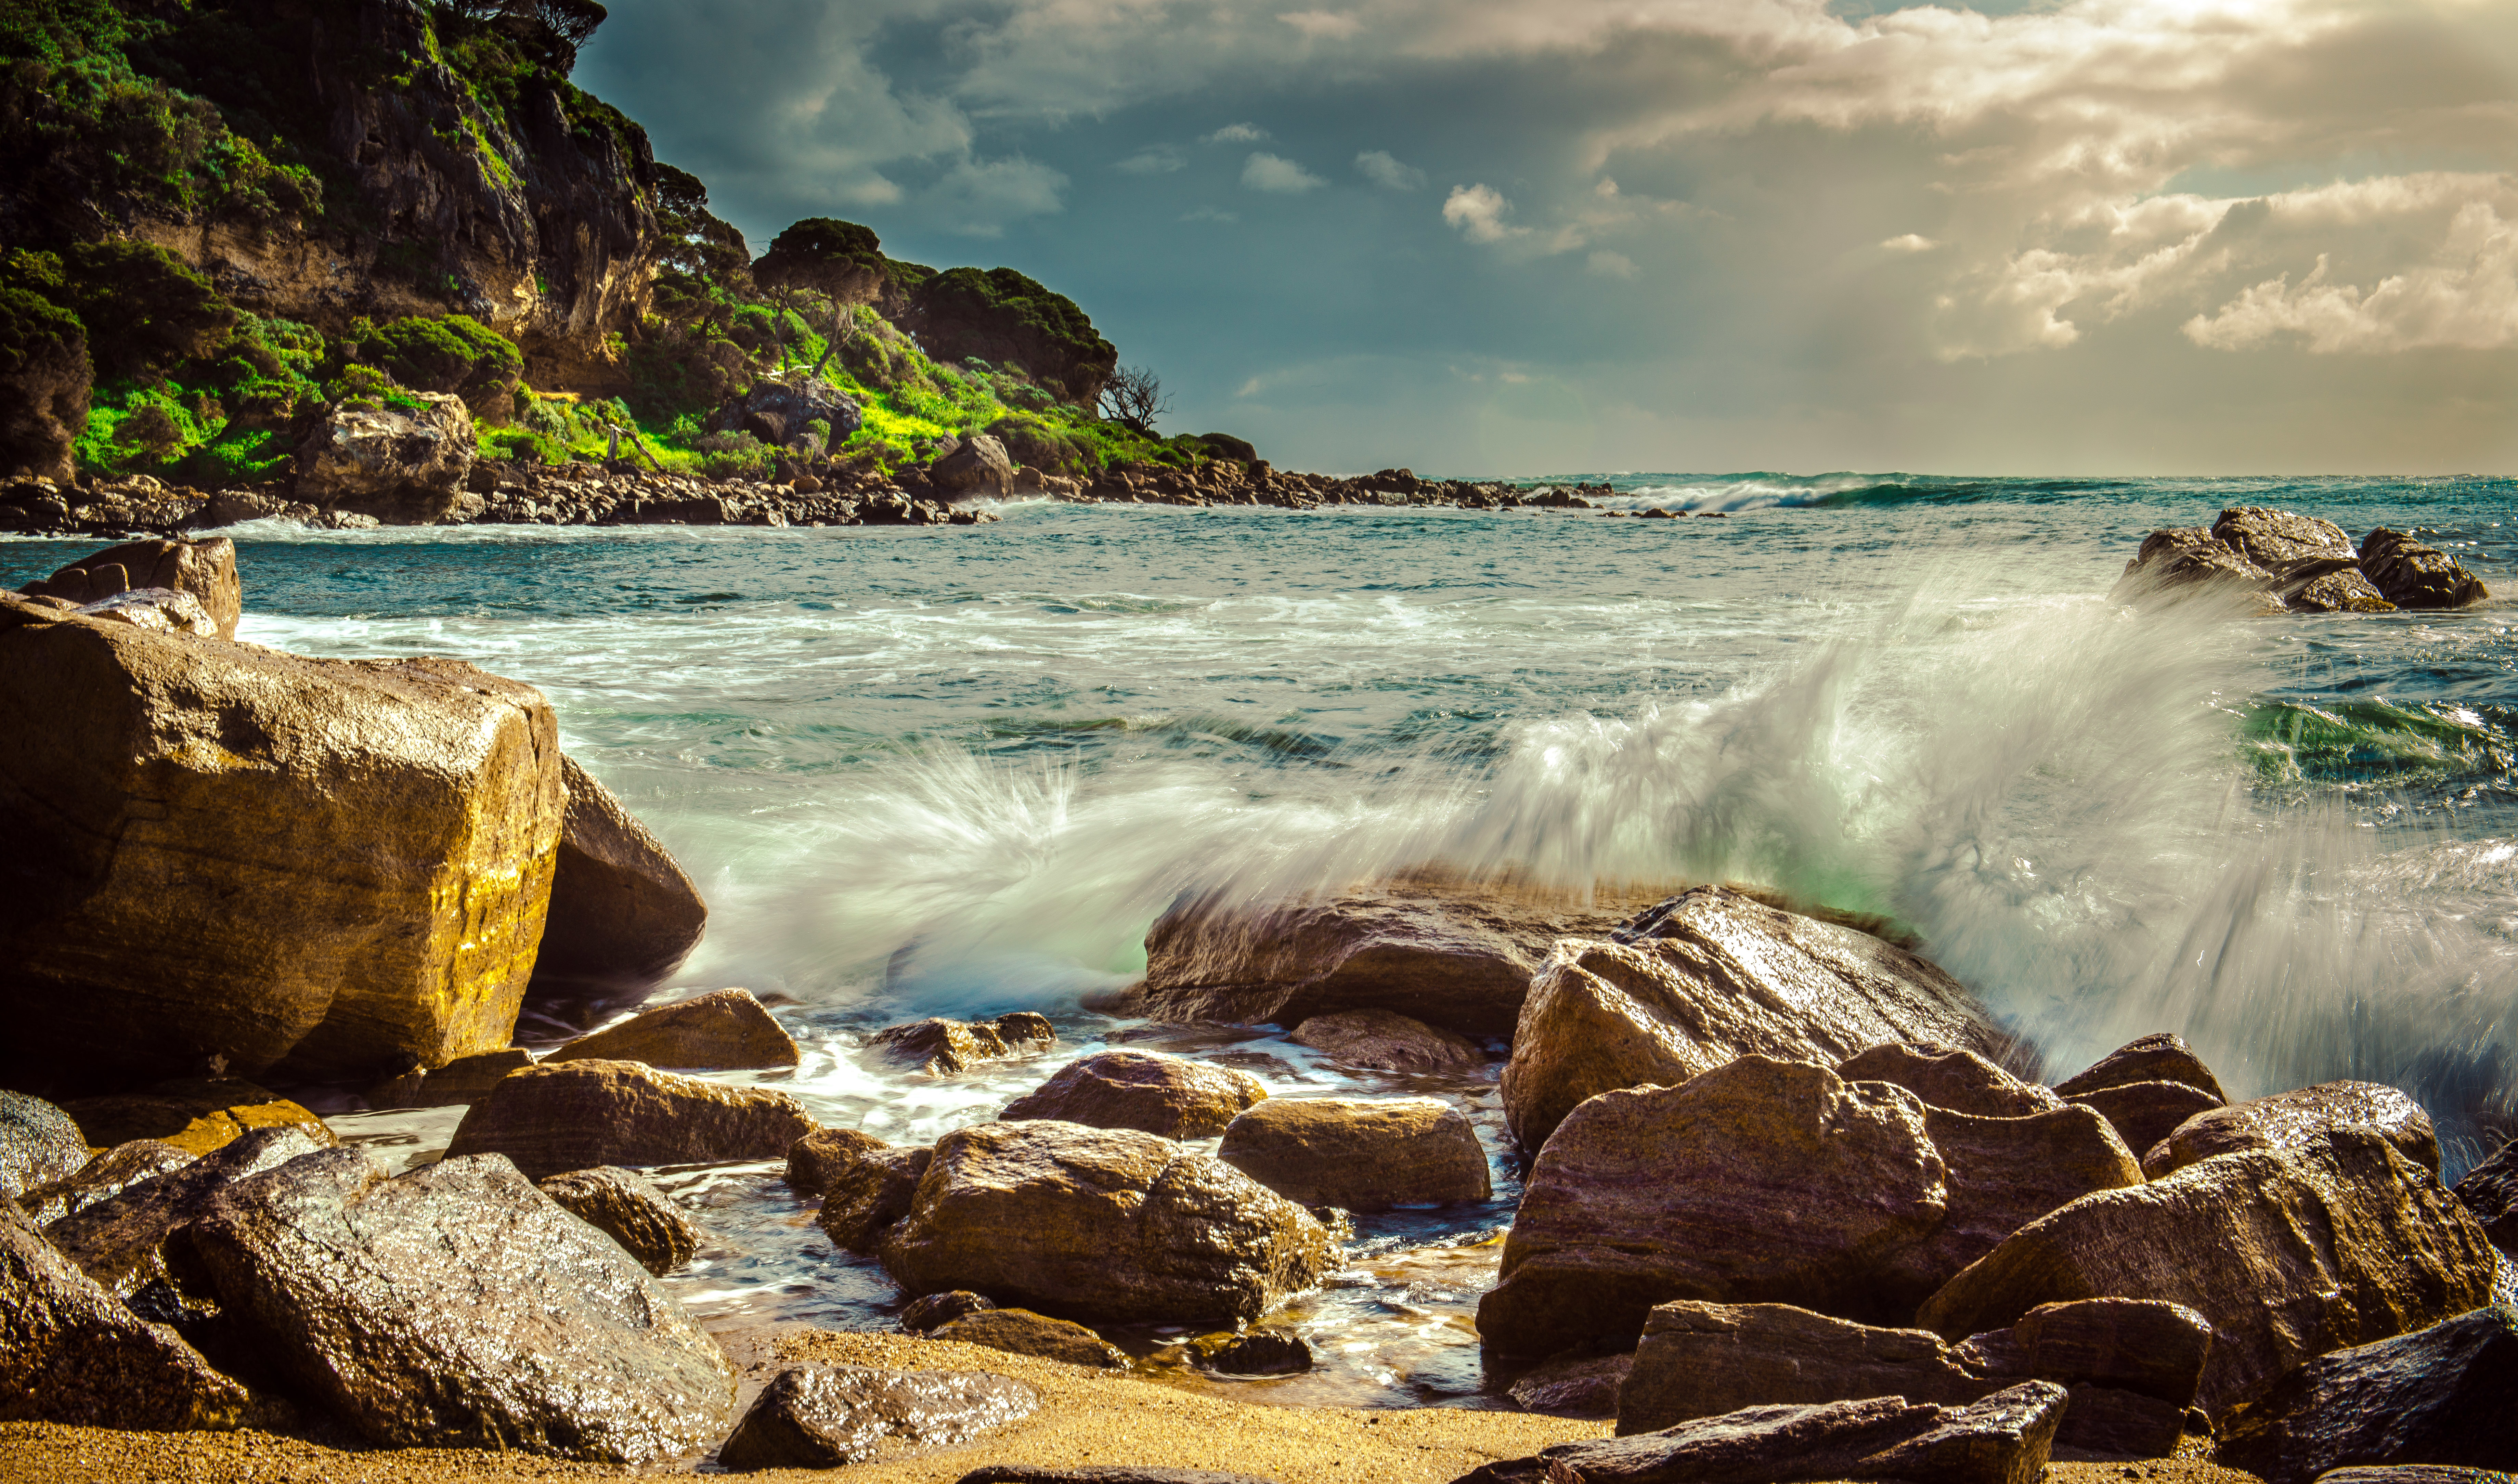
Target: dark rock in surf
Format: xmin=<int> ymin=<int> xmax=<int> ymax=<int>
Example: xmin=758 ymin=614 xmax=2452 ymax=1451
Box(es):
xmin=1836 ymin=1042 xmax=2063 ymax=1119
xmin=999 ymin=1049 xmax=1266 ymax=1140
xmin=2216 ymin=1304 xmax=2518 ymax=1484
xmin=928 ymin=1307 xmax=1128 ymax=1368
xmin=547 ymin=988 xmax=797 ymax=1071
xmin=716 ymin=1363 xmax=1038 ymax=1470
xmin=535 ymin=754 xmax=709 ymax=994
xmin=1188 ymin=1328 xmax=1314 ymax=1376
xmin=2108 ymin=527 xmax=2280 ymax=609
xmin=13 ymin=1139 xmax=193 ymax=1227
xmin=2142 ymin=1079 xmax=2438 ymax=1180
xmin=870 ymin=1013 xmax=1056 ymax=1075
xmin=2212 ymin=507 xmax=2362 ymax=590
xmin=2290 ymin=569 xmax=2396 ymax=613
xmin=2065 ymin=1080 xmax=2227 ymax=1160
xmin=1 ymin=1089 xmax=90 ymax=1202
xmin=2359 ymin=529 xmax=2489 ymax=610
xmin=2453 ymin=1138 xmax=2518 ymax=1255
xmin=1289 ymin=1008 xmax=1485 ymax=1071
xmin=443 ymin=1059 xmax=815 ymax=1181
xmin=1216 ymin=1096 xmax=1491 ymax=1211
xmin=537 ymin=1166 xmax=703 ymax=1276
xmin=901 ymin=1289 xmax=995 ymax=1332
xmin=787 ymin=1125 xmax=889 ymax=1196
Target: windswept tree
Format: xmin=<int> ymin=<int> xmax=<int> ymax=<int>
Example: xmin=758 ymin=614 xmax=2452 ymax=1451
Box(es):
xmin=1099 ymin=364 xmax=1170 ymax=434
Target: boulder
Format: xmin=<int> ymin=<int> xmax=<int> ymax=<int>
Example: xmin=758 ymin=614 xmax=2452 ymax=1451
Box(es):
xmin=2066 ymin=1080 xmax=2227 ymax=1157
xmin=1216 ymin=1096 xmax=1491 ymax=1209
xmin=2143 ymin=1080 xmax=2439 ymax=1180
xmin=59 ymin=1078 xmax=338 ymax=1158
xmin=365 ymin=1047 xmax=533 ymax=1110
xmin=1875 ymin=1103 xmax=2141 ymax=1310
xmin=1837 ymin=1043 xmax=2064 ymax=1118
xmin=1 ymin=1090 xmax=90 ymax=1201
xmin=2359 ymin=529 xmax=2489 ymax=609
xmin=2291 ymin=569 xmax=2397 ymax=613
xmin=1477 ymin=1057 xmax=1948 ymax=1356
xmin=1507 ymin=1351 xmax=1633 ymax=1418
xmin=1288 ymin=1008 xmax=1485 ymax=1071
xmin=2217 ymin=1305 xmax=2518 ymax=1484
xmin=1916 ymin=1128 xmax=2501 ymax=1414
xmin=443 ymin=1059 xmax=817 ymax=1181
xmin=70 ymin=587 xmax=221 ymax=636
xmin=14 ymin=1139 xmax=193 ymax=1226
xmin=1188 ymin=1329 xmax=1312 ymax=1375
xmin=548 ymin=988 xmax=797 ymax=1071
xmin=21 ymin=537 xmax=242 ymax=639
xmin=869 ymin=1013 xmax=1056 ymax=1075
xmin=181 ymin=1147 xmax=735 ymax=1460
xmin=927 ymin=1307 xmax=1128 ymax=1368
xmin=929 ymin=434 xmax=1016 ymax=499
xmin=2107 ymin=527 xmax=2280 ymax=608
xmin=901 ymin=1290 xmax=995 ymax=1332
xmin=787 ymin=1125 xmax=887 ymax=1196
xmin=716 ymin=1363 xmax=1038 ymax=1469
xmin=2052 ymin=1032 xmax=2228 ymax=1103
xmin=0 ymin=1200 xmax=258 ymax=1430
xmin=0 ymin=598 xmax=563 ymax=1090
xmin=2003 ymin=1296 xmax=2215 ymax=1411
xmin=880 ymin=1119 xmax=1339 ymax=1327
xmin=999 ymin=1050 xmax=1267 ymax=1140
xmin=2452 ymin=1138 xmax=2517 ymax=1255
xmin=294 ymin=393 xmax=478 ymax=524
xmin=816 ymin=1140 xmax=933 ymax=1253
xmin=537 ymin=1166 xmax=703 ymax=1276
xmin=45 ymin=1126 xmax=327 ymax=1296
xmin=533 ymin=755 xmax=709 ymax=993
xmin=1502 ymin=887 xmax=2011 ymax=1152
xmin=706 ymin=377 xmax=862 ymax=452
xmin=2212 ymin=507 xmax=2362 ymax=591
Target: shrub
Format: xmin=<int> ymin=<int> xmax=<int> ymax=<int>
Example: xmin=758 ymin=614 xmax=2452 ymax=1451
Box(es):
xmin=327 ymin=362 xmax=393 ymax=409
xmin=907 ymin=265 xmax=1117 ymax=407
xmin=23 ymin=240 xmax=238 ymax=378
xmin=355 ymin=313 xmax=521 ymax=394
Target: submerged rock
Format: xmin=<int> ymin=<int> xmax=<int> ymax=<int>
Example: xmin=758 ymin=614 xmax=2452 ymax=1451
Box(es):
xmin=2108 ymin=527 xmax=2280 ymax=609
xmin=2359 ymin=528 xmax=2489 ymax=609
xmin=1836 ymin=1042 xmax=2064 ymax=1119
xmin=1289 ymin=1008 xmax=1485 ymax=1071
xmin=999 ymin=1049 xmax=1266 ymax=1139
xmin=927 ymin=1307 xmax=1128 ymax=1368
xmin=537 ymin=1166 xmax=703 ymax=1276
xmin=547 ymin=988 xmax=797 ymax=1071
xmin=716 ymin=1363 xmax=1038 ymax=1469
xmin=1187 ymin=1328 xmax=1313 ymax=1376
xmin=59 ymin=1077 xmax=337 ymax=1158
xmin=1216 ymin=1096 xmax=1491 ymax=1210
xmin=534 ymin=755 xmax=709 ymax=994
xmin=444 ymin=1059 xmax=816 ymax=1180
xmin=2216 ymin=1304 xmax=2518 ymax=1484
xmin=2142 ymin=1079 xmax=2439 ymax=1179
xmin=21 ymin=536 xmax=241 ymax=639
xmin=869 ymin=1013 xmax=1056 ymax=1075
xmin=1 ymin=1090 xmax=89 ymax=1201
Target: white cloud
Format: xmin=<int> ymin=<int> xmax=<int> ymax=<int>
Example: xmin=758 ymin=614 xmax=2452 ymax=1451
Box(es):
xmin=1443 ymin=183 xmax=1523 ymax=244
xmin=1279 ymin=10 xmax=1362 ymax=40
xmin=914 ymin=156 xmax=1069 ymax=237
xmin=1116 ymin=146 xmax=1185 ymax=174
xmin=1587 ymin=249 xmax=1639 ymax=279
xmin=1243 ymin=152 xmax=1328 ymax=193
xmin=1205 ymin=122 xmax=1271 ymax=145
xmin=1182 ymin=205 xmax=1242 ymax=223
xmin=1355 ymin=149 xmax=1426 ymax=190
xmin=1881 ymin=234 xmax=1937 ymax=253
xmin=2184 ymin=201 xmax=2518 ymax=353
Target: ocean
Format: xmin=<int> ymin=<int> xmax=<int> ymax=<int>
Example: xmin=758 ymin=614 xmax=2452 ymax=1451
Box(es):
xmin=9 ymin=471 xmax=2516 ymax=1407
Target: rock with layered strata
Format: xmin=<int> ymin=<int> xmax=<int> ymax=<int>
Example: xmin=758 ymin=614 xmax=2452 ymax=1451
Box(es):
xmin=548 ymin=988 xmax=796 ymax=1071
xmin=1217 ymin=1096 xmax=1491 ymax=1210
xmin=2453 ymin=1138 xmax=2517 ymax=1255
xmin=1875 ymin=1103 xmax=2142 ymax=1311
xmin=717 ymin=1363 xmax=1038 ymax=1469
xmin=534 ymin=755 xmax=709 ymax=993
xmin=1837 ymin=1043 xmax=2063 ymax=1118
xmin=2359 ymin=529 xmax=2489 ymax=610
xmin=870 ymin=1013 xmax=1056 ymax=1075
xmin=538 ymin=1166 xmax=703 ymax=1276
xmin=444 ymin=1059 xmax=816 ymax=1181
xmin=2142 ymin=1080 xmax=2438 ymax=1180
xmin=45 ymin=1126 xmax=326 ymax=1297
xmin=928 ymin=1307 xmax=1128 ymax=1368
xmin=881 ymin=1119 xmax=1338 ymax=1327
xmin=999 ymin=1049 xmax=1266 ymax=1140
xmin=59 ymin=1078 xmax=338 ymax=1158
xmin=1289 ymin=1008 xmax=1485 ymax=1071
xmin=20 ymin=537 xmax=241 ymax=639
xmin=1 ymin=1090 xmax=89 ymax=1201
xmin=2217 ymin=1305 xmax=2518 ymax=1484
xmin=1501 ymin=887 xmax=2011 ymax=1152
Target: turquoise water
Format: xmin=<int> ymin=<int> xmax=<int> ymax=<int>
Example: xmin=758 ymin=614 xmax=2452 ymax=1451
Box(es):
xmin=10 ymin=472 xmax=2517 ymax=1405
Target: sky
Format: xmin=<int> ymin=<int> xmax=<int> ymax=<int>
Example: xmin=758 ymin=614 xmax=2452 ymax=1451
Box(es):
xmin=576 ymin=0 xmax=2518 ymax=477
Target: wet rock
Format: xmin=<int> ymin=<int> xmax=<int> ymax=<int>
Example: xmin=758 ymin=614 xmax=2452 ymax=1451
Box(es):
xmin=882 ymin=1119 xmax=1339 ymax=1327
xmin=1618 ymin=1303 xmax=1991 ymax=1434
xmin=816 ymin=1140 xmax=933 ymax=1253
xmin=2217 ymin=1304 xmax=2518 ymax=1484
xmin=1288 ymin=1008 xmax=1486 ymax=1071
xmin=365 ymin=1048 xmax=533 ymax=1110
xmin=443 ymin=1059 xmax=817 ymax=1181
xmin=182 ymin=1147 xmax=735 ymax=1460
xmin=1876 ymin=1103 xmax=2141 ymax=1311
xmin=2212 ymin=507 xmax=2362 ymax=590
xmin=1477 ymin=1057 xmax=1948 ymax=1356
xmin=60 ymin=1078 xmax=338 ymax=1158
xmin=2108 ymin=527 xmax=2279 ymax=608
xmin=0 ymin=598 xmax=563 ymax=1090
xmin=2359 ymin=529 xmax=2489 ymax=610
xmin=930 ymin=434 xmax=1017 ymax=499
xmin=1916 ymin=1128 xmax=2500 ymax=1414
xmin=1000 ymin=1049 xmax=1267 ymax=1140
xmin=928 ymin=1307 xmax=1128 ymax=1368
xmin=46 ymin=1126 xmax=326 ymax=1296
xmin=901 ymin=1290 xmax=995 ymax=1332
xmin=1216 ymin=1096 xmax=1491 ymax=1210
xmin=534 ymin=755 xmax=709 ymax=993
xmin=1836 ymin=1043 xmax=2064 ymax=1118
xmin=961 ymin=1469 xmax=1282 ymax=1484
xmin=537 ymin=1166 xmax=703 ymax=1276
xmin=2143 ymin=1079 xmax=2439 ymax=1180
xmin=870 ymin=1013 xmax=1057 ymax=1075
xmin=294 ymin=393 xmax=477 ymax=524
xmin=1507 ymin=1350 xmax=1633 ymax=1418
xmin=1 ymin=1089 xmax=90 ymax=1201
xmin=72 ymin=586 xmax=220 ymax=636
xmin=1464 ymin=1381 xmax=2067 ymax=1484
xmin=20 ymin=537 xmax=242 ymax=640
xmin=0 ymin=1200 xmax=257 ymax=1430
xmin=718 ymin=1362 xmax=1038 ymax=1469
xmin=1502 ymin=887 xmax=2010 ymax=1151
xmin=2453 ymin=1138 xmax=2517 ymax=1255
xmin=2291 ymin=569 xmax=2397 ymax=613
xmin=787 ymin=1125 xmax=887 ymax=1196
xmin=2052 ymin=1032 xmax=2228 ymax=1103
xmin=14 ymin=1139 xmax=192 ymax=1226
xmin=2065 ymin=1080 xmax=2228 ymax=1159
xmin=1187 ymin=1329 xmax=1313 ymax=1375
xmin=2006 ymin=1296 xmax=2215 ymax=1410
xmin=547 ymin=988 xmax=797 ymax=1071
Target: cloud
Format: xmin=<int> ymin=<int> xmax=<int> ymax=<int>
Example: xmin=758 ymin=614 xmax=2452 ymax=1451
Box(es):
xmin=1279 ymin=10 xmax=1362 ymax=40
xmin=1116 ymin=146 xmax=1185 ymax=174
xmin=1182 ymin=205 xmax=1241 ymax=223
xmin=2184 ymin=201 xmax=2518 ymax=354
xmin=1443 ymin=183 xmax=1523 ymax=244
xmin=1355 ymin=150 xmax=1426 ymax=191
xmin=1204 ymin=122 xmax=1271 ymax=145
xmin=1243 ymin=152 xmax=1328 ymax=193
xmin=913 ymin=156 xmax=1068 ymax=237
xmin=1881 ymin=234 xmax=1937 ymax=253
xmin=1587 ymin=249 xmax=1639 ymax=279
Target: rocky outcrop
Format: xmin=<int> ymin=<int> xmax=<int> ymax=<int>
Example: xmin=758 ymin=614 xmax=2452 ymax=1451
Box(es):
xmin=1289 ymin=1008 xmax=1485 ymax=1071
xmin=906 ymin=267 xmax=1118 ymax=408
xmin=1875 ymin=1103 xmax=2141 ymax=1312
xmin=815 ymin=1138 xmax=933 ymax=1254
xmin=13 ymin=1140 xmax=193 ymax=1227
xmin=1 ymin=1090 xmax=89 ymax=1202
xmin=365 ymin=1047 xmax=532 ymax=1110
xmin=1836 ymin=1042 xmax=2063 ymax=1119
xmin=880 ymin=1119 xmax=1339 ymax=1327
xmin=1502 ymin=887 xmax=2011 ymax=1152
xmin=20 ymin=537 xmax=241 ymax=640
xmin=294 ymin=394 xmax=479 ymax=524
xmin=1917 ymin=1128 xmax=2501 ymax=1414
xmin=2453 ymin=1138 xmax=2517 ymax=1255
xmin=927 ymin=1308 xmax=1129 ymax=1369
xmin=443 ymin=1059 xmax=816 ymax=1180
xmin=930 ymin=434 xmax=1017 ymax=500
xmin=2359 ymin=529 xmax=2489 ymax=609
xmin=1216 ymin=1097 xmax=1491 ymax=1210
xmin=2216 ymin=1304 xmax=2518 ymax=1484
xmin=2213 ymin=507 xmax=2364 ymax=593
xmin=537 ymin=1166 xmax=703 ymax=1276
xmin=999 ymin=1050 xmax=1267 ymax=1140
xmin=2142 ymin=1080 xmax=2439 ymax=1179
xmin=0 ymin=598 xmax=563 ymax=1091
xmin=2108 ymin=526 xmax=2281 ymax=609
xmin=705 ymin=377 xmax=862 ymax=452
xmin=2065 ymin=1080 xmax=2227 ymax=1158
xmin=2290 ymin=569 xmax=2397 ymax=613
xmin=70 ymin=587 xmax=221 ymax=635
xmin=869 ymin=1013 xmax=1056 ymax=1076
xmin=59 ymin=1078 xmax=337 ymax=1158
xmin=548 ymin=988 xmax=796 ymax=1071
xmin=534 ymin=754 xmax=709 ymax=993
xmin=45 ymin=1126 xmax=327 ymax=1297
xmin=717 ymin=1363 xmax=1038 ymax=1469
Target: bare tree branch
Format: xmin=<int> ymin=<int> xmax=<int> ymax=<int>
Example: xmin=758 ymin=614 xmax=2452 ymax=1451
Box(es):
xmin=1099 ymin=364 xmax=1170 ymax=434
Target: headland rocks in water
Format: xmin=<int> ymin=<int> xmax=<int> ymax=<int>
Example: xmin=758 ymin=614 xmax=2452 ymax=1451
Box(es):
xmin=2112 ymin=507 xmax=2491 ymax=613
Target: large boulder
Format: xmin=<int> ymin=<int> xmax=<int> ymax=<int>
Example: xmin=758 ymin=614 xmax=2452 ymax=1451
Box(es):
xmin=1502 ymin=887 xmax=2013 ymax=1151
xmin=0 ymin=596 xmax=563 ymax=1090
xmin=1874 ymin=1103 xmax=2141 ymax=1312
xmin=20 ymin=537 xmax=241 ymax=640
xmin=294 ymin=393 xmax=478 ymax=524
xmin=869 ymin=1013 xmax=1056 ymax=1075
xmin=1 ymin=1090 xmax=89 ymax=1201
xmin=181 ymin=1148 xmax=735 ymax=1461
xmin=14 ymin=1139 xmax=193 ymax=1226
xmin=2065 ymin=1079 xmax=2227 ymax=1156
xmin=705 ymin=376 xmax=862 ymax=452
xmin=2142 ymin=1080 xmax=2439 ymax=1179
xmin=1288 ymin=1008 xmax=1485 ymax=1071
xmin=787 ymin=1125 xmax=889 ymax=1196
xmin=879 ymin=1119 xmax=1339 ymax=1327
xmin=929 ymin=433 xmax=1016 ymax=499
xmin=1837 ymin=1043 xmax=2063 ymax=1119
xmin=716 ymin=1363 xmax=1038 ymax=1470
xmin=444 ymin=1059 xmax=816 ymax=1181
xmin=2051 ymin=1032 xmax=2229 ymax=1152
xmin=2107 ymin=527 xmax=2280 ymax=609
xmin=60 ymin=1077 xmax=339 ymax=1157
xmin=2359 ymin=529 xmax=2489 ymax=610
xmin=1916 ymin=1128 xmax=2501 ymax=1414
xmin=548 ymin=988 xmax=796 ymax=1071
xmin=537 ymin=1166 xmax=704 ymax=1276
xmin=44 ymin=1126 xmax=327 ymax=1297
xmin=2216 ymin=1305 xmax=2518 ymax=1484
xmin=1000 ymin=1049 xmax=1267 ymax=1139
xmin=1216 ymin=1096 xmax=1491 ymax=1210
xmin=815 ymin=1138 xmax=933 ymax=1253
xmin=2212 ymin=507 xmax=2362 ymax=591
xmin=533 ymin=755 xmax=709 ymax=993
xmin=2453 ymin=1138 xmax=2517 ymax=1255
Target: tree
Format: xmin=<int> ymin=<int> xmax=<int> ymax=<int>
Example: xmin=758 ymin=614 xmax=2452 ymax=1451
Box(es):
xmin=1098 ymin=364 xmax=1170 ymax=434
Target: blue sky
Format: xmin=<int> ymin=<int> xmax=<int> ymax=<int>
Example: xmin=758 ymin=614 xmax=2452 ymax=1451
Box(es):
xmin=579 ymin=0 xmax=2518 ymax=476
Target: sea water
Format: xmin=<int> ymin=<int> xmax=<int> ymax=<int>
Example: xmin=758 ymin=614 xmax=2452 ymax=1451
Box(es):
xmin=9 ymin=472 xmax=2516 ymax=1407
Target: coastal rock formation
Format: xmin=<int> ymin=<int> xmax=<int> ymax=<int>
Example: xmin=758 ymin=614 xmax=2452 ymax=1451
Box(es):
xmin=1875 ymin=1103 xmax=2141 ymax=1312
xmin=2290 ymin=569 xmax=2398 ymax=613
xmin=2215 ymin=1304 xmax=2518 ymax=1484
xmin=2051 ymin=1032 xmax=2229 ymax=1152
xmin=2107 ymin=526 xmax=2281 ymax=608
xmin=59 ymin=1078 xmax=336 ymax=1158
xmin=927 ymin=1308 xmax=1130 ymax=1368
xmin=815 ymin=1139 xmax=933 ymax=1254
xmin=365 ymin=1048 xmax=533 ymax=1110
xmin=71 ymin=587 xmax=221 ymax=635
xmin=1188 ymin=1329 xmax=1314 ymax=1375
xmin=716 ymin=1364 xmax=1039 ymax=1469
xmin=2359 ymin=528 xmax=2489 ymax=609
xmin=1288 ymin=1008 xmax=1485 ymax=1071
xmin=0 ymin=598 xmax=563 ymax=1091
xmin=2143 ymin=1080 xmax=2439 ymax=1179
xmin=20 ymin=537 xmax=241 ymax=639
xmin=45 ymin=1126 xmax=326 ymax=1297
xmin=906 ymin=267 xmax=1119 ymax=408
xmin=2213 ymin=507 xmax=2363 ymax=592
xmin=1501 ymin=887 xmax=2011 ymax=1151
xmin=1836 ymin=1043 xmax=2064 ymax=1119
xmin=930 ymin=433 xmax=1017 ymax=499
xmin=181 ymin=1148 xmax=735 ymax=1461
xmin=999 ymin=1050 xmax=1267 ymax=1140
xmin=1916 ymin=1128 xmax=2501 ymax=1414
xmin=880 ymin=1119 xmax=1339 ymax=1327
xmin=787 ymin=1125 xmax=888 ymax=1196
xmin=869 ymin=1013 xmax=1057 ymax=1075
xmin=534 ymin=755 xmax=709 ymax=993
xmin=536 ymin=1166 xmax=703 ymax=1276
xmin=547 ymin=988 xmax=797 ymax=1071
xmin=0 ymin=1090 xmax=90 ymax=1202
xmin=2453 ymin=1138 xmax=2518 ymax=1254
xmin=294 ymin=394 xmax=479 ymax=524
xmin=443 ymin=1059 xmax=816 ymax=1180
xmin=13 ymin=1140 xmax=194 ymax=1227
xmin=2066 ymin=1080 xmax=2228 ymax=1158
xmin=1215 ymin=1097 xmax=1492 ymax=1210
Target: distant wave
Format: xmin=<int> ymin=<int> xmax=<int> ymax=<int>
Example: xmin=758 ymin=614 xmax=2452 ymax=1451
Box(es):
xmin=1591 ymin=474 xmax=2047 ymax=513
